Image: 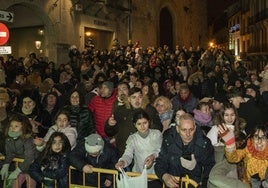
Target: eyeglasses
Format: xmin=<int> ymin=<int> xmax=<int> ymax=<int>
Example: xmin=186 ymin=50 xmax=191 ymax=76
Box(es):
xmin=253 ymin=135 xmax=267 ymax=142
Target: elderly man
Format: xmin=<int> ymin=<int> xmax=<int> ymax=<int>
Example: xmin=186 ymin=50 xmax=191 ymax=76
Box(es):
xmin=154 ymin=113 xmax=215 ymax=188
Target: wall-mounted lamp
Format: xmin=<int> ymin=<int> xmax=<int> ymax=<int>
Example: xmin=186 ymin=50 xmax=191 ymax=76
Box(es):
xmin=35 ymin=41 xmax=42 ymax=49
xmin=38 ymin=29 xmax=44 ymax=36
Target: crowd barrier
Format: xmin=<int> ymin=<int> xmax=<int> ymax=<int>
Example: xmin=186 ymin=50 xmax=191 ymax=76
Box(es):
xmin=0 ymin=156 xmax=198 ymax=188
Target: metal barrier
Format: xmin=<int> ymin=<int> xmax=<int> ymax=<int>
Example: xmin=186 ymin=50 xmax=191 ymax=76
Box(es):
xmin=1 ymin=156 xmax=198 ymax=188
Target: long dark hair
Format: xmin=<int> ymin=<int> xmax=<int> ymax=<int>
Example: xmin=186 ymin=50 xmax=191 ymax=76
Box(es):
xmin=40 ymin=132 xmax=71 ymax=166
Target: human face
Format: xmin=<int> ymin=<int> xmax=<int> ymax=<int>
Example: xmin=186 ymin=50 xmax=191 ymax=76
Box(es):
xmin=128 ymin=92 xmax=143 ymax=109
xmin=142 ymin=85 xmax=149 ymax=96
xmin=135 ymin=118 xmax=149 ymax=134
xmin=175 ymin=110 xmax=186 ymax=123
xmin=47 ymin=94 xmax=57 ymax=107
xmin=52 ymin=136 xmax=64 ymax=153
xmin=9 ymin=121 xmax=23 ymax=133
xmin=253 ymin=130 xmax=267 ymax=151
xmin=223 ymin=108 xmax=236 ymax=125
xmin=200 ymin=105 xmax=210 ymax=115
xmin=117 ymin=84 xmax=129 ymax=100
xmin=152 ymin=82 xmax=159 ymax=94
xmin=229 ymin=97 xmax=242 ymax=109
xmin=179 ymin=89 xmax=190 ymax=100
xmin=56 ymin=114 xmax=69 ymax=129
xmin=70 ymin=91 xmax=79 ymax=106
xmin=22 ymin=97 xmax=36 ymax=114
xmin=212 ymin=100 xmax=222 ymax=111
xmin=176 ymin=119 xmax=196 ymax=145
xmin=100 ymin=85 xmax=112 ymax=98
xmin=154 ymin=100 xmax=166 ymax=114
xmin=246 ymin=88 xmax=256 ymax=98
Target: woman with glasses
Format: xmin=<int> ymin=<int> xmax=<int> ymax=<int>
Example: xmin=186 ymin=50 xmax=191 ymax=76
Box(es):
xmin=218 ymin=124 xmax=268 ymax=187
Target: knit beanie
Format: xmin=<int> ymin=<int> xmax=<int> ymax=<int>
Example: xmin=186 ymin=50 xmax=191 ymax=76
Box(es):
xmin=102 ymin=81 xmax=114 ymax=92
xmin=85 ymin=134 xmax=104 ymax=154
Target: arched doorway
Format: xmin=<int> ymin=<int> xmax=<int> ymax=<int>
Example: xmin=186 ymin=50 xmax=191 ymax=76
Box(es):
xmin=159 ymin=7 xmax=173 ymax=50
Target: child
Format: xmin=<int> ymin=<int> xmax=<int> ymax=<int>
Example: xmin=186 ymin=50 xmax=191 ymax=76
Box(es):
xmin=29 ymin=132 xmax=71 ymax=188
xmin=70 ymin=133 xmax=118 ymax=188
xmin=0 ymin=113 xmax=39 ymax=187
xmin=34 ymin=110 xmax=77 ymax=151
xmin=219 ymin=124 xmax=268 ymax=187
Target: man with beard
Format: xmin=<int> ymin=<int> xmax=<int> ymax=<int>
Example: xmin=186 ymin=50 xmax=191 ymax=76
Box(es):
xmin=105 ymin=87 xmax=162 ymax=157
xmin=112 ymin=81 xmax=130 ymax=112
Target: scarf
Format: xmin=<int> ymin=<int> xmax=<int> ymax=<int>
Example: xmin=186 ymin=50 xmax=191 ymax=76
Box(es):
xmin=247 ymin=138 xmax=268 ymax=160
xmin=193 ymin=109 xmax=212 ymax=124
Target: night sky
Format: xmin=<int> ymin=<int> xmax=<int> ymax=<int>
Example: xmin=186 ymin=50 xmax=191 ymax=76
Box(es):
xmin=208 ymin=0 xmax=239 ymax=24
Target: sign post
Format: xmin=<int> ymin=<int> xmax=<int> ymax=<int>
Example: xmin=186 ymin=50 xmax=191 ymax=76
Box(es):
xmin=0 ymin=10 xmax=14 ymax=23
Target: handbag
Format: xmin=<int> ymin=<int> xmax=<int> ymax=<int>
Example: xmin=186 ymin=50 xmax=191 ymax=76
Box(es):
xmin=116 ymin=166 xmax=148 ymax=188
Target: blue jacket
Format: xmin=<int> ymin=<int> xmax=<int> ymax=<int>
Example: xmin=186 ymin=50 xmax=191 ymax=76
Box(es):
xmin=154 ymin=126 xmax=215 ymax=187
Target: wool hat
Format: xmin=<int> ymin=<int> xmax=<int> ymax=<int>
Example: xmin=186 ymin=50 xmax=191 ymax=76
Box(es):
xmin=85 ymin=134 xmax=104 ymax=154
xmin=102 ymin=81 xmax=114 ymax=91
xmin=245 ymin=84 xmax=259 ymax=93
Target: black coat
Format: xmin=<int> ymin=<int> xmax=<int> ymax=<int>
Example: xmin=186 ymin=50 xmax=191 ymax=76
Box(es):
xmin=154 ymin=126 xmax=215 ymax=187
xmin=70 ymin=141 xmax=118 ymax=187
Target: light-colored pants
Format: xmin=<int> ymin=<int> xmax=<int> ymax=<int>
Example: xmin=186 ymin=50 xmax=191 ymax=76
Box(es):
xmin=12 ymin=173 xmax=36 ymax=188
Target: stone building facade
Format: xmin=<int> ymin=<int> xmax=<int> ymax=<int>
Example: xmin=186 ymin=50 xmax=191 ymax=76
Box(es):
xmin=0 ymin=0 xmax=208 ymax=64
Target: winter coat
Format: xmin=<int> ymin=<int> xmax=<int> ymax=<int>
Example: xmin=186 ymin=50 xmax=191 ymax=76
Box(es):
xmin=154 ymin=126 xmax=215 ymax=187
xmin=104 ymin=105 xmax=162 ymax=157
xmin=70 ymin=141 xmax=118 ymax=187
xmin=29 ymin=152 xmax=70 ymax=188
xmin=63 ymin=105 xmax=95 ymax=143
xmin=4 ymin=135 xmax=39 ymax=172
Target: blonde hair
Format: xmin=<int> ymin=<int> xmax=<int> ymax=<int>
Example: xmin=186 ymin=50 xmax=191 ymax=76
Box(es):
xmin=153 ymin=96 xmax=173 ymax=111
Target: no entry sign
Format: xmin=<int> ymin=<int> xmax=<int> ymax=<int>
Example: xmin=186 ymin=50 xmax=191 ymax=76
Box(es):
xmin=0 ymin=22 xmax=9 ymax=45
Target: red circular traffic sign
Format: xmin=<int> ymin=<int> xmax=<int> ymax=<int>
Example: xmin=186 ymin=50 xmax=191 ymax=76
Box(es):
xmin=0 ymin=23 xmax=10 ymax=45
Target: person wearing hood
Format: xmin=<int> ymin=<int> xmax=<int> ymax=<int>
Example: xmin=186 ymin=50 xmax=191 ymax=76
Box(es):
xmin=70 ymin=133 xmax=118 ymax=188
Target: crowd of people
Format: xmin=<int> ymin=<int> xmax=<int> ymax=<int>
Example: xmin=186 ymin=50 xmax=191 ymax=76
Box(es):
xmin=0 ymin=39 xmax=267 ymax=188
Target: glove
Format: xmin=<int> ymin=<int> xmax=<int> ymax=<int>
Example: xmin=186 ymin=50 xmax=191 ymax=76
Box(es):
xmin=43 ymin=177 xmax=55 ymax=186
xmin=180 ymin=154 xmax=197 ymax=170
xmin=7 ymin=167 xmax=21 ymax=180
xmin=218 ymin=128 xmax=235 ymax=148
xmin=0 ymin=164 xmax=9 ymax=180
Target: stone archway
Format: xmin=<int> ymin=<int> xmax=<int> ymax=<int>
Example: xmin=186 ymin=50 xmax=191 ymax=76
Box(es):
xmin=2 ymin=1 xmax=56 ymax=61
xmin=159 ymin=7 xmax=173 ymax=50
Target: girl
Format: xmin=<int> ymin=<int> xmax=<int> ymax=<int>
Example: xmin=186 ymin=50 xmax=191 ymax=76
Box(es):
xmin=0 ymin=113 xmax=38 ymax=188
xmin=29 ymin=132 xmax=71 ymax=188
xmin=207 ymin=102 xmax=246 ymax=162
xmin=219 ymin=125 xmax=268 ymax=187
xmin=115 ymin=109 xmax=163 ymax=188
xmin=34 ymin=110 xmax=77 ymax=151
xmin=193 ymin=101 xmax=213 ymax=134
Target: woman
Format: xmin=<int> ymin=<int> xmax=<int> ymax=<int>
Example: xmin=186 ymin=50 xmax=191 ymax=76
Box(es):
xmin=41 ymin=91 xmax=61 ymax=122
xmin=29 ymin=132 xmax=71 ymax=188
xmin=207 ymin=103 xmax=246 ymax=163
xmin=16 ymin=88 xmax=52 ymax=138
xmin=153 ymin=96 xmax=173 ymax=133
xmin=219 ymin=125 xmax=268 ymax=187
xmin=62 ymin=89 xmax=95 ymax=143
xmin=115 ymin=109 xmax=163 ymax=188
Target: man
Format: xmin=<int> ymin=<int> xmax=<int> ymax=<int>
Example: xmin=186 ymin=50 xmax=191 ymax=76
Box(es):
xmin=89 ymin=81 xmax=117 ymax=138
xmin=171 ymin=83 xmax=199 ymax=113
xmin=227 ymin=88 xmax=263 ymax=135
xmin=154 ymin=113 xmax=215 ymax=188
xmin=112 ymin=81 xmax=130 ymax=112
xmin=105 ymin=87 xmax=162 ymax=157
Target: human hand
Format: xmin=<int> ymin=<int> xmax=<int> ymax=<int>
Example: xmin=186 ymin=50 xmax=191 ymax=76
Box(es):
xmin=115 ymin=160 xmax=125 ymax=170
xmin=0 ymin=164 xmax=9 ymax=180
xmin=7 ymin=167 xmax=21 ymax=180
xmin=108 ymin=114 xmax=117 ymax=126
xmin=33 ymin=137 xmax=44 ymax=146
xmin=180 ymin=154 xmax=197 ymax=170
xmin=104 ymin=179 xmax=112 ymax=187
xmin=218 ymin=124 xmax=235 ymax=149
xmin=82 ymin=164 xmax=93 ymax=173
xmin=144 ymin=154 xmax=155 ymax=169
xmin=162 ymin=173 xmax=179 ymax=188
